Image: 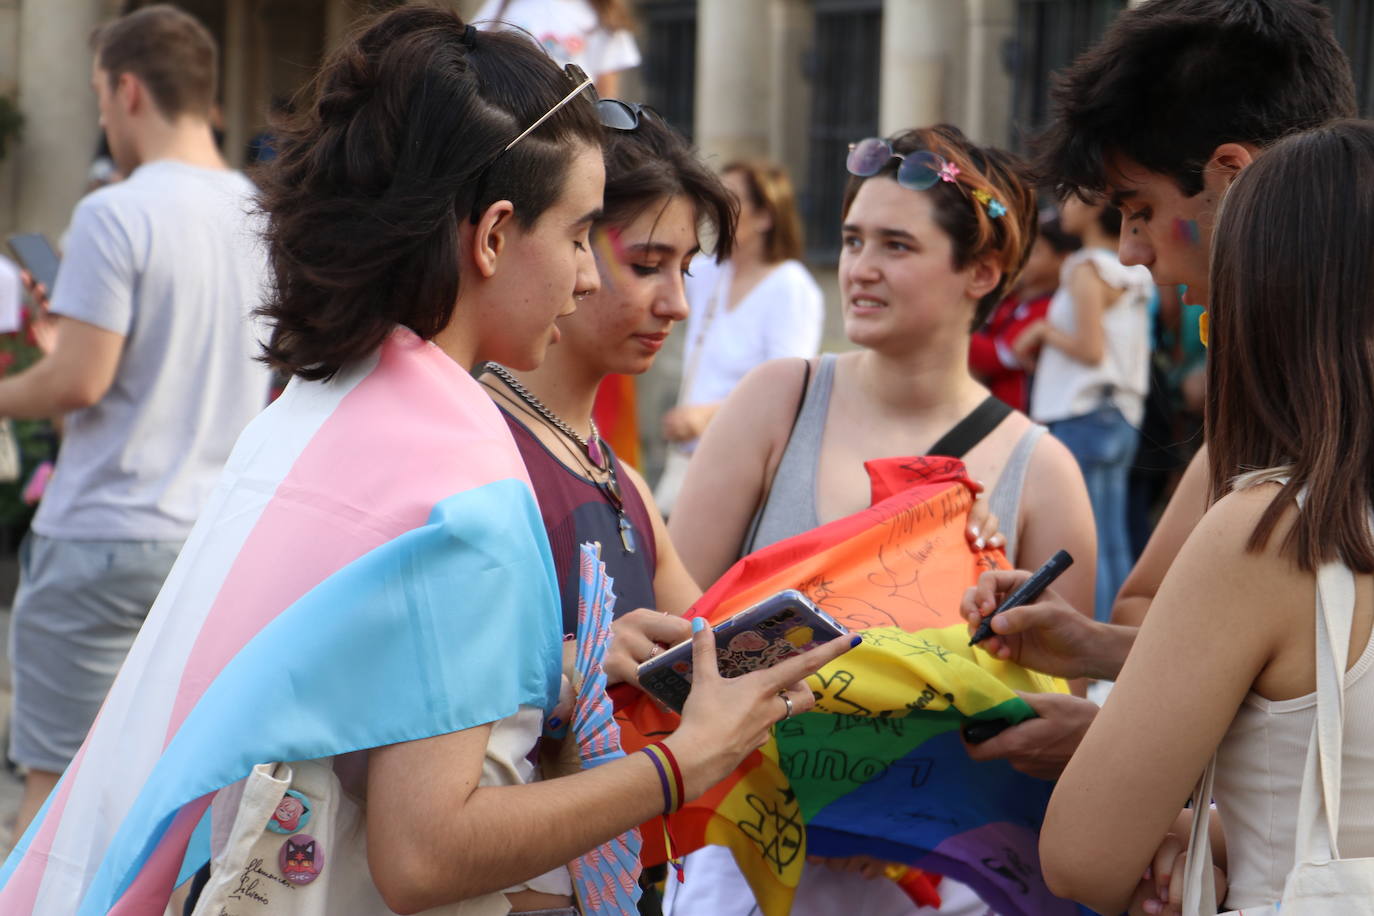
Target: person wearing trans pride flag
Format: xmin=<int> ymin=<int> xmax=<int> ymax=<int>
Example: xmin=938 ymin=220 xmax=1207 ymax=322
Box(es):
xmin=0 ymin=8 xmax=855 ymax=916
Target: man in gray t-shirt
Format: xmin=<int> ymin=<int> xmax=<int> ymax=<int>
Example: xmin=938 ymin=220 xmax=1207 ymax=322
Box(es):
xmin=3 ymin=6 xmax=269 ymax=841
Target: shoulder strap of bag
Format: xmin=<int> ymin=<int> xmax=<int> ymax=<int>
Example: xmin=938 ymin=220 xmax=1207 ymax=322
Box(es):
xmin=927 ymin=396 xmax=1012 ymax=460
xmin=1293 ymin=559 xmax=1356 ymax=863
xmin=740 ymin=357 xmax=813 ymax=557
xmin=1181 ymin=757 xmax=1220 ymax=916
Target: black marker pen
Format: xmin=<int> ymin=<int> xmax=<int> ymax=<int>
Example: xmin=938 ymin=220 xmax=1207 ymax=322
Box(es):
xmin=968 ymin=550 xmax=1074 ymax=647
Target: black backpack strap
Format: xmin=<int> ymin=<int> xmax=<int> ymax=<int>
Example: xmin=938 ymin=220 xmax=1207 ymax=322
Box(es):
xmin=927 ymin=396 xmax=1012 ymax=459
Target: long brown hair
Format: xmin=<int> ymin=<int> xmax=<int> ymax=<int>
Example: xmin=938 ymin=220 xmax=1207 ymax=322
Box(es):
xmin=722 ymin=159 xmax=804 ymax=263
xmin=1207 ymin=119 xmax=1374 ymax=572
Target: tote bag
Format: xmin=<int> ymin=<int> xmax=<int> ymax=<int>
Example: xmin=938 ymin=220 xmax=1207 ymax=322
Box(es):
xmin=1181 ymin=561 xmax=1374 ymax=915
xmin=191 ymin=759 xmax=505 ymax=916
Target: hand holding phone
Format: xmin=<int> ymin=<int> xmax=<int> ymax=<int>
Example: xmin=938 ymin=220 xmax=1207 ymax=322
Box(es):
xmin=6 ymin=234 xmax=60 ymax=297
xmin=637 ymin=590 xmax=850 ymax=713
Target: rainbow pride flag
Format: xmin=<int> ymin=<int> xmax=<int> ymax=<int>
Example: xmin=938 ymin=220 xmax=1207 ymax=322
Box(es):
xmin=617 ymin=457 xmax=1076 ymax=916
xmin=0 ymin=328 xmax=563 ymax=914
xmin=592 ymin=374 xmax=641 ymax=470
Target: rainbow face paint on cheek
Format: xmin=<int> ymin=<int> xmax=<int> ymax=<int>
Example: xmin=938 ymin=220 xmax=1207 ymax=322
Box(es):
xmin=1172 ymin=218 xmax=1202 ymax=246
xmin=591 ymin=225 xmax=632 ymax=291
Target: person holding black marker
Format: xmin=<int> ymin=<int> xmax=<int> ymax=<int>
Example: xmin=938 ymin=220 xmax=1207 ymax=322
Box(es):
xmin=668 ymin=123 xmax=1097 ymax=916
xmin=957 ymin=0 xmax=1360 ymax=791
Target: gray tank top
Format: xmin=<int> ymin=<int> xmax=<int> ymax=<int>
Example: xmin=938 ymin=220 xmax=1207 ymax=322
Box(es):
xmin=747 ymin=353 xmax=1046 ymax=563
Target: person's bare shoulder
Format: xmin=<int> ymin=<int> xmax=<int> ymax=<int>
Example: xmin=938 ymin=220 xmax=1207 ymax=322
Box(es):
xmin=718 ymin=356 xmax=816 ymax=441
xmin=1024 ymin=427 xmax=1084 ymax=497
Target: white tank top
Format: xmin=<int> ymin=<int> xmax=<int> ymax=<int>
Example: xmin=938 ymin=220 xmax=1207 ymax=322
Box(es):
xmin=1028 ymin=247 xmax=1152 ymax=426
xmin=1213 ymin=602 xmax=1374 ymax=907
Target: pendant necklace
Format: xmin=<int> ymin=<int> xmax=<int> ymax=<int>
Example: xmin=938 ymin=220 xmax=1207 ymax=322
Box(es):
xmin=485 ymin=363 xmax=637 ymax=554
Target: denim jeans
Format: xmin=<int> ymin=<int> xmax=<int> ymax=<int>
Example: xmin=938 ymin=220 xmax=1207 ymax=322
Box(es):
xmin=1050 ymin=405 xmax=1140 ymax=622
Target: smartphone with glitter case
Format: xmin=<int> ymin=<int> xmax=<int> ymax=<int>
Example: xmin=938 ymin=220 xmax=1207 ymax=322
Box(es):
xmin=636 ymin=589 xmax=849 ymax=713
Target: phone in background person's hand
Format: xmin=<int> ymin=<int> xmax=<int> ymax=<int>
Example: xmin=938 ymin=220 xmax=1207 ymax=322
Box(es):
xmin=7 ymin=234 xmax=60 ymax=296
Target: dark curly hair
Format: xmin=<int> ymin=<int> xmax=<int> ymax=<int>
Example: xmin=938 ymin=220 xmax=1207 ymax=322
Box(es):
xmin=1035 ymin=0 xmax=1356 ymax=200
xmin=258 ymin=6 xmax=604 ymax=380
xmin=599 ymin=111 xmax=737 ymax=262
xmin=841 ymin=124 xmax=1038 ymax=329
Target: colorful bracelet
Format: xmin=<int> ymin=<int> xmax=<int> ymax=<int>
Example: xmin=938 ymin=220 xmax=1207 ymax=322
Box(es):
xmin=656 ymin=741 xmax=686 ymax=809
xmin=639 ymin=743 xmax=685 ymax=814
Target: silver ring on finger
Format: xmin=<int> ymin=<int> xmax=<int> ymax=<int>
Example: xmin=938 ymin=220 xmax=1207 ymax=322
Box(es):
xmin=779 ymin=691 xmax=794 ymax=720
xmin=647 ymin=644 xmax=663 ymax=658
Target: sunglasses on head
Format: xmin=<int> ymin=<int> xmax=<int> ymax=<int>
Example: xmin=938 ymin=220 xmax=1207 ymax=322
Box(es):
xmin=845 ymin=137 xmax=1006 ymax=218
xmin=505 ymin=65 xmax=665 ymax=149
xmin=469 ymin=66 xmax=671 ymax=222
xmin=595 ymin=98 xmax=664 ymax=132
xmin=501 ymin=63 xmax=596 ymax=153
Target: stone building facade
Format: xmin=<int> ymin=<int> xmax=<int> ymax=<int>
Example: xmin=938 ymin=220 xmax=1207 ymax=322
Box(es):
xmin=0 ymin=0 xmax=1368 ymax=476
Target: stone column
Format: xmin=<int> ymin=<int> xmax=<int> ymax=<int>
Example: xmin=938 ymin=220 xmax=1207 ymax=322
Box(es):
xmin=961 ymin=0 xmax=1014 ymax=147
xmin=767 ymin=0 xmax=811 ymax=182
xmin=222 ymin=0 xmax=253 ymax=170
xmin=14 ymin=0 xmax=105 ymax=240
xmin=0 ymin=0 xmax=22 ymax=235
xmin=694 ymin=0 xmax=772 ymax=164
xmin=877 ymin=0 xmax=962 ymax=135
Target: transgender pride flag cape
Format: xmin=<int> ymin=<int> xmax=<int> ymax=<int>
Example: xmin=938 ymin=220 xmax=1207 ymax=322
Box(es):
xmin=0 ymin=328 xmax=563 ymax=915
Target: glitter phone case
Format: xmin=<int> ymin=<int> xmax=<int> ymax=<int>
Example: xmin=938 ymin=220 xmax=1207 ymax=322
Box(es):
xmin=637 ymin=590 xmax=849 ymax=713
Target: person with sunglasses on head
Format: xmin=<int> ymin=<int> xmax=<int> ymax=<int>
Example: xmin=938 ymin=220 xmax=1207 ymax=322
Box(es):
xmin=665 ymin=124 xmax=1096 ymax=916
xmin=1042 ymin=117 xmax=1374 ymax=916
xmin=960 ymin=0 xmax=1359 ymax=791
xmin=0 ymin=10 xmax=857 ymax=916
xmin=476 ymin=98 xmax=729 ymax=722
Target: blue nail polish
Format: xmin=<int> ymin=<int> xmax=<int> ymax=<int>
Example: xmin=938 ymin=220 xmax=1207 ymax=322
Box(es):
xmin=691 ymin=617 xmax=705 ymax=634
xmin=548 ymin=717 xmax=561 ymax=729
xmin=850 ymin=635 xmax=862 ymax=648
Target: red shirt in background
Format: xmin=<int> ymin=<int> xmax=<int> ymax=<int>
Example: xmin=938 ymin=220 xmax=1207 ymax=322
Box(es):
xmin=968 ymin=292 xmax=1052 ymax=413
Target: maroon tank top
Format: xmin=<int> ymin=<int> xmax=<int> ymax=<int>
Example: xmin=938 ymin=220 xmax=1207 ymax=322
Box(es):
xmin=503 ymin=410 xmax=659 ymax=635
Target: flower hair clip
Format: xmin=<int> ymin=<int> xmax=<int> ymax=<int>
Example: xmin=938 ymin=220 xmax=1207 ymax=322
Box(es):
xmin=971 ymin=189 xmax=1007 ymax=219
xmin=844 ymin=138 xmax=1006 ymax=218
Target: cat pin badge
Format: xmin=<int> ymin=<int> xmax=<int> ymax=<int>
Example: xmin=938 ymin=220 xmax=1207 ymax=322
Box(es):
xmin=279 ymin=834 xmax=324 ymax=885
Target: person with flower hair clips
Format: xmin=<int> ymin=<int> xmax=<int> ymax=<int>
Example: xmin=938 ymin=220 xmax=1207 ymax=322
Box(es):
xmin=666 ymin=124 xmax=1096 ymax=915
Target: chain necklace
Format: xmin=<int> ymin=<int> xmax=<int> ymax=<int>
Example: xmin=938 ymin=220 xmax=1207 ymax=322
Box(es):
xmin=485 ymin=363 xmax=607 ymax=467
xmin=483 ymin=363 xmax=637 ymax=554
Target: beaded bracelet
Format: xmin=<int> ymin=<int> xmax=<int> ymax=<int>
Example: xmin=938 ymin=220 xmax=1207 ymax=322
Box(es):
xmin=639 ymin=742 xmax=685 ymax=815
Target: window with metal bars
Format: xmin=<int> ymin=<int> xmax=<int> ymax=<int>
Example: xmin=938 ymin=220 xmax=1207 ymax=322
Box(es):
xmin=803 ymin=0 xmax=881 ymax=263
xmin=1321 ymin=0 xmax=1374 ymax=115
xmin=1006 ymin=0 xmax=1126 ymax=151
xmin=641 ymin=0 xmax=698 ymax=140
